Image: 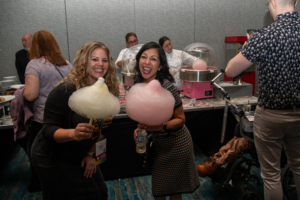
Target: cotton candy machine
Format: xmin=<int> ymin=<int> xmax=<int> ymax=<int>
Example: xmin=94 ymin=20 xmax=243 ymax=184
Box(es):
xmin=121 ymin=44 xmax=143 ymax=87
xmin=180 ymin=43 xmax=218 ymax=99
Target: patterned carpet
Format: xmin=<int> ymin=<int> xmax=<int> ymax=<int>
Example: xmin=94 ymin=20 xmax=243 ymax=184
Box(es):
xmin=0 ymin=144 xmax=263 ymax=200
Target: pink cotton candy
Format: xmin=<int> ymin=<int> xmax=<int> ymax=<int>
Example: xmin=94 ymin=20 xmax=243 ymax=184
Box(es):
xmin=125 ymin=80 xmax=175 ymax=126
xmin=192 ymin=59 xmax=207 ymax=70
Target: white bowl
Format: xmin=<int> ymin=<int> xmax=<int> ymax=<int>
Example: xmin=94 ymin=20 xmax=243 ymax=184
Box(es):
xmin=10 ymin=84 xmax=25 ymax=89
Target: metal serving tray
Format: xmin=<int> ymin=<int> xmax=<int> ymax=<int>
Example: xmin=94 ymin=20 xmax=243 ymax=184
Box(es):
xmin=180 ymin=66 xmax=218 ymax=82
xmin=122 ymin=72 xmax=136 ymax=86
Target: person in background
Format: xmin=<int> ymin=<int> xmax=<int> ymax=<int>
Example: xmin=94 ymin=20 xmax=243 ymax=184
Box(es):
xmin=133 ymin=42 xmax=200 ymax=200
xmin=115 ymin=32 xmax=138 ymax=68
xmin=31 ymin=41 xmax=119 ymax=200
xmin=225 ymin=0 xmax=300 ymax=199
xmin=15 ymin=33 xmax=32 ymax=84
xmin=159 ymin=36 xmax=197 ymax=89
xmin=23 ymin=30 xmax=73 ymax=192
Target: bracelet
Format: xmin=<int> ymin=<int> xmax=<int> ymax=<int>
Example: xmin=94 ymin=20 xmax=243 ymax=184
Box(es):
xmin=87 ymin=152 xmax=95 ymax=158
xmin=160 ymin=123 xmax=167 ymax=132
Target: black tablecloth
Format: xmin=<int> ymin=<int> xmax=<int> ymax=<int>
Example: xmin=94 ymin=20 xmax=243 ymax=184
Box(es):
xmin=99 ymin=109 xmax=237 ymax=181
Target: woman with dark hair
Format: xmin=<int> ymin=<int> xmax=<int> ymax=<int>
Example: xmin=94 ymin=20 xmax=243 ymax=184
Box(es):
xmin=23 ymin=30 xmax=72 ymax=192
xmin=159 ymin=36 xmax=197 ymax=89
xmin=31 ymin=41 xmax=119 ymax=199
xmin=133 ymin=42 xmax=200 ymax=200
xmin=115 ymin=32 xmax=139 ymax=68
xmin=134 ymin=42 xmax=174 ymax=85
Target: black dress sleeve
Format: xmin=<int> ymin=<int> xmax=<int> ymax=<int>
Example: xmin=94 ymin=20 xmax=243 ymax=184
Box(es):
xmin=162 ymin=79 xmax=182 ymax=110
xmin=41 ymin=82 xmax=75 ymax=140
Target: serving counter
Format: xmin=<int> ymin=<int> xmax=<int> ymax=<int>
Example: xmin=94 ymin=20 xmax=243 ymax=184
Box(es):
xmin=0 ymin=96 xmax=258 ymax=180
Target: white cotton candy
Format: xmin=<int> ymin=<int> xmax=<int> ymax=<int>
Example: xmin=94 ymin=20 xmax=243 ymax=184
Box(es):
xmin=192 ymin=59 xmax=208 ymax=70
xmin=125 ymin=80 xmax=175 ymax=126
xmin=68 ymin=77 xmax=120 ymax=119
xmin=123 ymin=58 xmax=136 ymax=73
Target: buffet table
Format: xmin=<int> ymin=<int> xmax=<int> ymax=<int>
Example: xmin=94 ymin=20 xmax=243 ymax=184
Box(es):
xmin=0 ymin=95 xmax=258 ymax=180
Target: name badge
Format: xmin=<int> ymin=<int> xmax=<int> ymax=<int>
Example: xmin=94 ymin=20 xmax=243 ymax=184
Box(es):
xmin=95 ymin=139 xmax=107 ymax=165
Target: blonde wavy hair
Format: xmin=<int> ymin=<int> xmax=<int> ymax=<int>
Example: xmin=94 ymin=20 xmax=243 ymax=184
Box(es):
xmin=62 ymin=41 xmax=120 ymax=97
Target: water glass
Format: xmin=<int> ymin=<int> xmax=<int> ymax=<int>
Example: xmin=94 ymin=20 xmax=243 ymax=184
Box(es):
xmin=0 ymin=80 xmax=14 ymax=95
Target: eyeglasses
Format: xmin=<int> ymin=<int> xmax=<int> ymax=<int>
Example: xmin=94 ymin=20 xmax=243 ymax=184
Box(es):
xmin=128 ymin=39 xmax=138 ymax=45
xmin=266 ymin=0 xmax=271 ymax=11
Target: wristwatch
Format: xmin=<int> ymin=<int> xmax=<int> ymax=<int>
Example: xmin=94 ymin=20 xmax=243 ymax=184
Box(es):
xmin=87 ymin=152 xmax=95 ymax=158
xmin=161 ymin=123 xmax=167 ymax=132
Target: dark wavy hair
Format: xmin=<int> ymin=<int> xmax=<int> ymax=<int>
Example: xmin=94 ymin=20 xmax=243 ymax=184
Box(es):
xmin=158 ymin=36 xmax=170 ymax=47
xmin=134 ymin=42 xmax=174 ymax=84
xmin=125 ymin=32 xmax=137 ymax=42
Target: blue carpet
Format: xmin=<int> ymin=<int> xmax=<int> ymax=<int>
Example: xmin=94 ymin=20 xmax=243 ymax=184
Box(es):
xmin=0 ymin=144 xmax=263 ymax=200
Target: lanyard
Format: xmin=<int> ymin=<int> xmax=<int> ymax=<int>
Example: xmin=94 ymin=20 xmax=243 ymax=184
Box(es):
xmin=97 ymin=119 xmax=103 ymax=136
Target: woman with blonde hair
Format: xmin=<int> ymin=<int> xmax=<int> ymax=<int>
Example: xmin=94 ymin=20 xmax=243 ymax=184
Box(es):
xmin=23 ymin=30 xmax=72 ymax=192
xmin=31 ymin=41 xmax=119 ymax=200
xmin=63 ymin=40 xmax=119 ymax=95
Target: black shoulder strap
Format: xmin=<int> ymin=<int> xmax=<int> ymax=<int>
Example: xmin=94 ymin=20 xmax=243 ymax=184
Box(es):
xmin=52 ymin=63 xmax=64 ymax=78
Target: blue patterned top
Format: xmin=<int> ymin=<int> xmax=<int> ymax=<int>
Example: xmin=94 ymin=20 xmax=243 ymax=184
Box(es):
xmin=241 ymin=12 xmax=300 ymax=108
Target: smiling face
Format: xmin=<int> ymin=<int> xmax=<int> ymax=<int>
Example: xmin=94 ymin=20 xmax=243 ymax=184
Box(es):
xmin=87 ymin=48 xmax=109 ymax=85
xmin=162 ymin=40 xmax=173 ymax=54
xmin=139 ymin=48 xmax=161 ymax=83
xmin=126 ymin=36 xmax=138 ymax=48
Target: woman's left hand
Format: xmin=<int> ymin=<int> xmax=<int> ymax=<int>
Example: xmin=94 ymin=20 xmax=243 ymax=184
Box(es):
xmin=138 ymin=123 xmax=163 ymax=132
xmin=81 ymin=155 xmax=97 ymax=178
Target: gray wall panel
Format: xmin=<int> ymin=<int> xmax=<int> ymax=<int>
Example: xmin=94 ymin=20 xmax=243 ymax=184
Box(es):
xmin=0 ymin=0 xmax=68 ymax=81
xmin=244 ymin=0 xmax=273 ymax=31
xmin=1 ymin=0 xmax=300 ymax=84
xmin=135 ymin=0 xmax=194 ymax=50
xmin=297 ymin=3 xmax=300 ymax=13
xmin=195 ymin=0 xmax=245 ymax=71
xmin=66 ymin=0 xmax=135 ymax=63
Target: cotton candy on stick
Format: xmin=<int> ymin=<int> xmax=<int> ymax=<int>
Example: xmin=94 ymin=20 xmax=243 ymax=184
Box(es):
xmin=68 ymin=77 xmax=120 ymax=124
xmin=192 ymin=59 xmax=207 ymax=70
xmin=125 ymin=80 xmax=175 ymax=126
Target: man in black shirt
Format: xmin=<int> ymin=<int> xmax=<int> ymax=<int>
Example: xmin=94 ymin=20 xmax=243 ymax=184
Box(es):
xmin=15 ymin=33 xmax=32 ymax=84
xmin=225 ymin=0 xmax=300 ymax=199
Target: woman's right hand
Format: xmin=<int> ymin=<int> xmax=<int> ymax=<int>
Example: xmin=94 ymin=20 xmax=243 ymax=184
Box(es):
xmin=73 ymin=123 xmax=94 ymax=141
xmin=134 ymin=127 xmax=149 ymax=144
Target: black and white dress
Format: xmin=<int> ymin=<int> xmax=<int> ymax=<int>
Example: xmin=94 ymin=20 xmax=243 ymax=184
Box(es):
xmin=151 ymin=79 xmax=200 ymax=197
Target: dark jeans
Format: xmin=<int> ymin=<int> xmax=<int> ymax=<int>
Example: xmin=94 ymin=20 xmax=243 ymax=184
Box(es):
xmin=27 ymin=121 xmax=43 ymax=190
xmin=28 ymin=121 xmax=43 ymax=159
xmin=31 ymin=135 xmax=108 ymax=200
xmin=16 ymin=134 xmax=28 ymax=154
